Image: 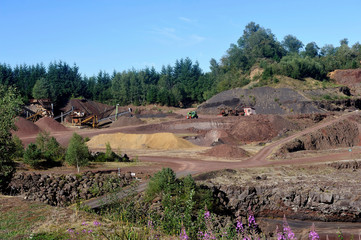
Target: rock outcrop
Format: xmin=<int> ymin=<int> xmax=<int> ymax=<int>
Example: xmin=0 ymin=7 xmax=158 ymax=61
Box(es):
xmin=197 ymin=163 xmax=361 ymax=222
xmin=8 ymin=171 xmax=135 ymax=206
xmin=329 ymin=69 xmax=361 ymax=95
xmin=275 ymin=118 xmax=360 ymax=157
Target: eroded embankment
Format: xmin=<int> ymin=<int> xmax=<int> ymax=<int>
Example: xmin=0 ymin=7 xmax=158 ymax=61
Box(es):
xmin=195 ymin=162 xmax=361 ymax=223
xmin=274 ymin=118 xmax=360 ymax=157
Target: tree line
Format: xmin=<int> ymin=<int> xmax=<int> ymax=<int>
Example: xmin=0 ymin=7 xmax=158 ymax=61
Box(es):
xmin=1 ymin=22 xmax=361 ymax=107
xmin=0 ymin=59 xmax=209 ymax=107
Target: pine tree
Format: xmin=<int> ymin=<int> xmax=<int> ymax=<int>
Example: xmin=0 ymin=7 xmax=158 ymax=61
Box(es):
xmin=65 ymin=133 xmax=90 ymax=173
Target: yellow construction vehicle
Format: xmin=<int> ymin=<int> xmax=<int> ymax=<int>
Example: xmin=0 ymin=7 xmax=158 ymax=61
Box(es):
xmin=26 ymin=111 xmax=43 ymax=122
xmin=81 ymin=115 xmax=98 ymax=128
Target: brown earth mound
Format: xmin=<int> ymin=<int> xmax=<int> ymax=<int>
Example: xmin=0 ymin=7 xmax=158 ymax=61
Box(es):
xmin=110 ymin=116 xmax=144 ymax=128
xmin=201 ymin=144 xmax=249 ymax=158
xmin=229 ymin=115 xmax=297 ymax=143
xmin=35 ymin=117 xmax=68 ymax=132
xmin=276 ymin=119 xmax=359 ymax=157
xmin=329 ymin=69 xmax=361 ymax=94
xmin=12 ymin=117 xmax=40 ymax=137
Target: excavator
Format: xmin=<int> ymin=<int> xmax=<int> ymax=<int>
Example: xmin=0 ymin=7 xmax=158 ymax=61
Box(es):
xmin=186 ymin=111 xmax=198 ymax=119
xmin=218 ymin=107 xmax=240 ymax=117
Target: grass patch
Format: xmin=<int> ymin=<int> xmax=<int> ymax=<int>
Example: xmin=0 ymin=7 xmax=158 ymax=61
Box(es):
xmin=92 ymin=161 xmax=144 ymax=168
xmin=0 ymin=197 xmax=53 ymax=239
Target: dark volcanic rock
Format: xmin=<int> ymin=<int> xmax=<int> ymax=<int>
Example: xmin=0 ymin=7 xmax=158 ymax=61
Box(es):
xmin=8 ymin=171 xmax=135 ymax=206
xmin=197 ymin=87 xmax=323 ymax=115
xmin=199 ymin=163 xmax=361 ymax=223
xmin=276 ymin=119 xmax=359 ymax=156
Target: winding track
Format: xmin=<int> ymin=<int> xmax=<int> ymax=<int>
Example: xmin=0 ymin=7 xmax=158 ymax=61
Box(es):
xmin=82 ymin=111 xmax=361 ymax=209
xmin=140 ymin=110 xmax=361 ymax=174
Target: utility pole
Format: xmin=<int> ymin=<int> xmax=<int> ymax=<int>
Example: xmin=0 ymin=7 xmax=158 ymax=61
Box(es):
xmin=115 ymin=104 xmax=119 ymax=120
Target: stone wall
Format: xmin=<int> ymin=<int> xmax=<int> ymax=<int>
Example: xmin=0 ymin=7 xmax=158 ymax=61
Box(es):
xmin=8 ymin=171 xmax=135 ymax=206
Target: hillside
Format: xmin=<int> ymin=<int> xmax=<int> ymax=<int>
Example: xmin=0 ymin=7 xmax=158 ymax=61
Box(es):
xmin=197 ymin=68 xmax=361 ymax=115
xmin=197 ymin=86 xmax=323 ymax=115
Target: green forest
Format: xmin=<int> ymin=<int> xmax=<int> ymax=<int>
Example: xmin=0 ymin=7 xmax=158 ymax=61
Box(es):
xmin=1 ymin=22 xmax=361 ymax=107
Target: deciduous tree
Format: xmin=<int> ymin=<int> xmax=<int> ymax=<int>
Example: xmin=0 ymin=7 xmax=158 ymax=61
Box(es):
xmin=65 ymin=133 xmax=90 ymax=173
xmin=282 ymin=34 xmax=304 ymax=54
xmin=0 ymin=85 xmax=23 ymax=191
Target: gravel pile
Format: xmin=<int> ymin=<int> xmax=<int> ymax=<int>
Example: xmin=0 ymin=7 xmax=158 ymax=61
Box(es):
xmin=13 ymin=117 xmax=40 ymax=137
xmin=35 ymin=117 xmax=68 ymax=132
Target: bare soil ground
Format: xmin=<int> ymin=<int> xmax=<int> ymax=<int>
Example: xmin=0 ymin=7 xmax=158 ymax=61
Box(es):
xmin=15 ymin=109 xmax=361 ymax=175
xmin=14 ymin=107 xmax=361 ymax=234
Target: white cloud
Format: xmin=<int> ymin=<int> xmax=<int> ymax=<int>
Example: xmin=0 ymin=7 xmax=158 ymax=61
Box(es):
xmin=150 ymin=26 xmax=205 ymax=47
xmin=190 ymin=34 xmax=205 ymax=44
xmin=179 ymin=17 xmax=192 ymax=23
xmin=151 ymin=27 xmax=182 ymax=42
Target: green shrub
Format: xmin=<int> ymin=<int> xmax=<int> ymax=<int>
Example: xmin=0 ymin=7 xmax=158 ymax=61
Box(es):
xmin=90 ymin=144 xmax=130 ymax=162
xmin=23 ymin=143 xmax=42 ymax=169
xmin=65 ymin=133 xmax=90 ymax=172
xmin=36 ymin=131 xmax=65 ymax=162
xmin=105 ymin=142 xmax=112 ymax=159
xmin=146 ymin=168 xmax=177 ymax=200
xmin=143 ymin=169 xmax=214 ymax=237
xmin=11 ymin=135 xmax=24 ymax=159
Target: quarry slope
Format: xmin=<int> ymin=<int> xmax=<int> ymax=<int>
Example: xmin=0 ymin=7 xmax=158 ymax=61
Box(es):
xmin=197 ymin=87 xmax=323 ymax=115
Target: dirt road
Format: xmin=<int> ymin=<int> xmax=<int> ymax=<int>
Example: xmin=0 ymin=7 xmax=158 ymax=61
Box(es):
xmin=134 ymin=111 xmax=361 ymax=175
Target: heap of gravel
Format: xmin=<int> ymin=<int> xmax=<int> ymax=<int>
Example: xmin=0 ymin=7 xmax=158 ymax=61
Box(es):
xmin=13 ymin=117 xmax=40 ymax=137
xmin=87 ymin=132 xmax=199 ymax=150
xmin=35 ymin=117 xmax=68 ymax=132
xmin=197 ymin=86 xmax=323 ymax=115
xmin=201 ymin=144 xmax=249 ymax=159
xmin=110 ymin=116 xmax=145 ymax=128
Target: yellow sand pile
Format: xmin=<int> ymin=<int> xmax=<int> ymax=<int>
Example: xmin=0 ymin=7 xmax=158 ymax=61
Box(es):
xmin=87 ymin=132 xmax=198 ymax=150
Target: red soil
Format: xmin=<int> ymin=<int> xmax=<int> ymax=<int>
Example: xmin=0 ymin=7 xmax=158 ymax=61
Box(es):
xmin=35 ymin=117 xmax=68 ymax=132
xmin=201 ymin=144 xmax=249 ymax=158
xmin=110 ymin=116 xmax=144 ymax=128
xmin=12 ymin=117 xmax=40 ymax=137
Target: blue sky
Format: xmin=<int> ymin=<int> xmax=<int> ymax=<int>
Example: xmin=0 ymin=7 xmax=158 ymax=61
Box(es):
xmin=1 ymin=0 xmax=360 ymax=77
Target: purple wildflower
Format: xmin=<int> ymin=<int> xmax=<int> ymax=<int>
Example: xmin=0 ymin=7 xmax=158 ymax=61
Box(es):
xmin=81 ymin=221 xmax=88 ymax=226
xmin=93 ymin=220 xmax=101 ymax=227
xmin=82 ymin=229 xmax=87 ymax=233
xmin=67 ymin=228 xmax=74 ymax=233
xmin=236 ymin=219 xmax=244 ymax=234
xmin=275 ymin=225 xmax=285 ymax=240
xmin=88 ymin=229 xmax=93 ymax=233
xmin=204 ymin=211 xmax=211 ymax=219
xmin=148 ymin=220 xmax=154 ymax=229
xmin=248 ymin=210 xmax=257 ymax=228
xmin=309 ymin=223 xmax=319 ymax=240
xmin=283 ymin=216 xmax=296 ymax=240
xmin=179 ymin=226 xmax=189 ymax=240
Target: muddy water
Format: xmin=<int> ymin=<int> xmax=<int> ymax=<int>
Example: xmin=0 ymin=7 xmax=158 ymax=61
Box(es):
xmin=259 ymin=218 xmax=361 ymax=239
